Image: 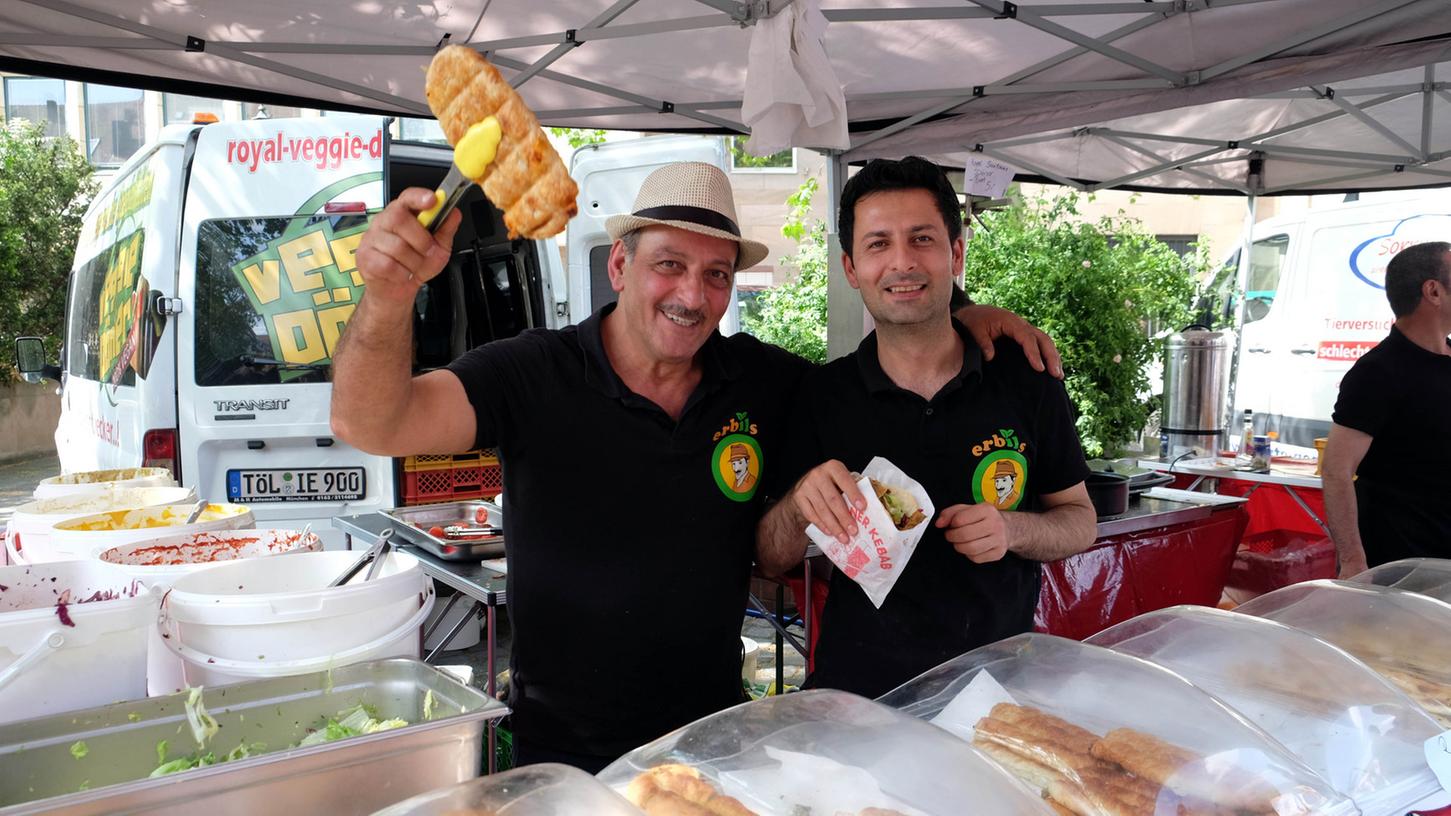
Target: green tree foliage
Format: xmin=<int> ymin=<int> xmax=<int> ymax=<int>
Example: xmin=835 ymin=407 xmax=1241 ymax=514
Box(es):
xmin=730 ymin=135 xmax=793 ymax=170
xmin=548 ymin=127 xmax=608 ymax=150
xmin=743 ymin=177 xmax=828 ymax=363
xmin=0 ymin=120 xmax=98 ymax=380
xmin=963 ymin=189 xmax=1202 ymax=457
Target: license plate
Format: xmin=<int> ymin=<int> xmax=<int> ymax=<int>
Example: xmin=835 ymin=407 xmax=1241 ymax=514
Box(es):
xmin=226 ymin=467 xmax=365 ymax=503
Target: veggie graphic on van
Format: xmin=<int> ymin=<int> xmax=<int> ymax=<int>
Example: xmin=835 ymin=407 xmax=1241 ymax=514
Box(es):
xmin=226 ymin=173 xmax=379 ymax=382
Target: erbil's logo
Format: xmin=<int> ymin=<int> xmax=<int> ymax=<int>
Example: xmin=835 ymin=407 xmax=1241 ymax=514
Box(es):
xmin=712 ymin=411 xmax=761 ymax=502
xmin=971 ymin=428 xmax=1028 ymax=511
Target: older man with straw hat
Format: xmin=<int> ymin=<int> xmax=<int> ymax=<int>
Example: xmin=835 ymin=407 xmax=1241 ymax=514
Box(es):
xmin=332 ymin=161 xmax=1057 ymax=772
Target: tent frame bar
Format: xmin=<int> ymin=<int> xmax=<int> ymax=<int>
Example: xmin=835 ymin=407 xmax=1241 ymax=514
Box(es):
xmin=964 ymin=0 xmax=1187 ymax=85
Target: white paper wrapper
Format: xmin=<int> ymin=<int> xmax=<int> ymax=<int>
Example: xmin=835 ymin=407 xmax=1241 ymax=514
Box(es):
xmin=806 ymin=456 xmax=934 ymax=609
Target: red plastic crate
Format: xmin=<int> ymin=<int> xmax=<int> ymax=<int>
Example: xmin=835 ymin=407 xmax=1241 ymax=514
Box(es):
xmin=402 ymin=460 xmax=502 ymax=505
xmin=1227 ymin=529 xmax=1336 ymax=595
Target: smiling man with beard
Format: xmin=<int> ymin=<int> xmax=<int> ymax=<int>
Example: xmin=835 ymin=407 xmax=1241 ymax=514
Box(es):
xmin=757 ymin=157 xmax=1096 ymax=698
xmin=332 ymin=161 xmax=1062 ymax=772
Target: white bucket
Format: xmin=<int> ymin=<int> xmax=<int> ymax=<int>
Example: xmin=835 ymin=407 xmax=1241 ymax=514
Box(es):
xmin=99 ymin=529 xmax=323 ymax=695
xmin=38 ymin=503 xmax=255 ymax=564
xmin=4 ymin=487 xmax=198 ymax=566
xmin=0 ymin=560 xmax=153 ymax=723
xmin=33 ymin=467 xmax=176 ymax=500
xmin=160 ymin=550 xmax=434 ymax=686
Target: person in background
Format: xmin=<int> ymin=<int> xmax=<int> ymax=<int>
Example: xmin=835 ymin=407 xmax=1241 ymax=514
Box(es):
xmin=1325 ymin=241 xmax=1451 ymax=577
xmin=755 ymin=157 xmax=1096 ymax=698
xmin=332 ymin=161 xmax=1062 ymax=772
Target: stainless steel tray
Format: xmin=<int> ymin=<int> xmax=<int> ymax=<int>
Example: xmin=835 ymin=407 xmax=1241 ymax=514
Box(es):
xmin=0 ymin=659 xmax=507 ymax=815
xmin=382 ymin=501 xmax=505 ymax=561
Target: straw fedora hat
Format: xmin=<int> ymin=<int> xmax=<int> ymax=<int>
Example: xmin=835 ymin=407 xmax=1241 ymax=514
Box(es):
xmin=605 ymin=162 xmax=770 ymax=271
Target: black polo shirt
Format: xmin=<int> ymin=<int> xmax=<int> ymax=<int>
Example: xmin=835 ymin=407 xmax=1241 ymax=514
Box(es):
xmin=1332 ymin=325 xmax=1451 ymax=565
xmin=776 ymin=324 xmax=1089 ymax=699
xmin=446 ymin=304 xmax=807 ymax=757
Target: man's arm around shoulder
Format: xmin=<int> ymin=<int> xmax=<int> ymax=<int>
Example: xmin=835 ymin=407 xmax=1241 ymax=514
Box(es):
xmin=330 ymin=190 xmax=476 ymax=456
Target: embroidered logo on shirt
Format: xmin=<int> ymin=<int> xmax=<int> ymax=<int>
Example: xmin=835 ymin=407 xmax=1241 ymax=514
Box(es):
xmin=712 ymin=411 xmax=761 ymax=502
xmin=971 ymin=428 xmax=1028 ymax=510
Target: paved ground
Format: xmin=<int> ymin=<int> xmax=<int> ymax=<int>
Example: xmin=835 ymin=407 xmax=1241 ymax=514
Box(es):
xmin=0 ymin=451 xmax=60 ymax=527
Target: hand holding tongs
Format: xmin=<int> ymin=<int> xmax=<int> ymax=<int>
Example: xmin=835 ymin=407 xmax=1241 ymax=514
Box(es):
xmin=329 ymin=528 xmax=394 ymax=587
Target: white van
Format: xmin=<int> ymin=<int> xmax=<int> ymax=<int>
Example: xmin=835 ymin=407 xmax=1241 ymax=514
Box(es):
xmin=1204 ymin=189 xmax=1451 ymax=455
xmin=16 ymin=115 xmax=567 ymax=548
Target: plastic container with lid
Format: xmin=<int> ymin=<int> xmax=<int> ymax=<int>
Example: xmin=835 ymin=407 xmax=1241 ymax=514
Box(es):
xmin=32 ymin=467 xmax=175 ymax=499
xmin=371 ymin=763 xmax=639 ymax=815
xmin=1088 ymin=605 xmax=1442 ymax=814
xmin=98 ymin=528 xmax=323 ymax=695
xmin=0 ymin=560 xmax=152 ymax=723
xmin=597 ymin=689 xmax=1056 ymax=815
xmin=1235 ymin=579 xmax=1451 ymax=727
xmin=1347 ymin=557 xmax=1451 ymax=604
xmin=877 ymin=632 xmax=1355 ymax=816
xmin=41 ymin=503 xmax=255 ymax=562
xmin=4 ymin=486 xmax=197 ymax=565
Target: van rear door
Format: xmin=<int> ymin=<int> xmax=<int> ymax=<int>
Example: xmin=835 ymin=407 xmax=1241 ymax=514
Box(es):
xmin=565 ymin=135 xmax=739 ymax=330
xmin=175 ymin=116 xmax=388 ymax=547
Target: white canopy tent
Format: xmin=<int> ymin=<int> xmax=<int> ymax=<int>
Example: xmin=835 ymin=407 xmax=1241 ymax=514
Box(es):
xmin=3 ymin=0 xmax=1449 ymax=189
xmin=5 ymin=0 xmax=1451 ymax=355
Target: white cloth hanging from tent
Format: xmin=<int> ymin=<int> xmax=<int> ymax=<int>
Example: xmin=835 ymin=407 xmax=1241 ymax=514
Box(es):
xmin=740 ymin=0 xmax=848 ymax=155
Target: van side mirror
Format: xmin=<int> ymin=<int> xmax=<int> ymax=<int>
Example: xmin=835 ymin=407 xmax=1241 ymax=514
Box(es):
xmin=14 ymin=337 xmax=61 ymax=384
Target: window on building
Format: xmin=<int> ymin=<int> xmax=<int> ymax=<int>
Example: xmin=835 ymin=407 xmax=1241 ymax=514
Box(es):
xmin=398 ymin=117 xmax=448 ymax=144
xmin=4 ymin=77 xmax=66 ymax=137
xmin=729 ymin=135 xmax=794 ymax=172
xmin=1155 ymin=234 xmax=1199 ymax=259
xmin=84 ymin=83 xmax=145 ymax=165
xmin=163 ymin=93 xmax=224 ymax=124
xmin=243 ymin=102 xmax=303 ymax=120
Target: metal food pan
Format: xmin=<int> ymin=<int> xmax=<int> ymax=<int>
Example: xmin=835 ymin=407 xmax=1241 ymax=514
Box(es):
xmin=382 ymin=501 xmax=505 ymax=561
xmin=0 ymin=659 xmax=507 ymax=816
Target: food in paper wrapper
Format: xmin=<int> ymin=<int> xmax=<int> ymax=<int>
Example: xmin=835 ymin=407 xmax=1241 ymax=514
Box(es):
xmin=973 ymin=703 xmax=1281 ymax=815
xmin=425 ymin=45 xmax=579 ymax=239
xmin=805 ymin=457 xmax=933 ymax=609
xmin=870 ymin=478 xmax=925 ymax=531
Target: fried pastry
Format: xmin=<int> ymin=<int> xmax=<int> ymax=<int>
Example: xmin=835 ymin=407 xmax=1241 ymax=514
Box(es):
xmin=974 ymin=703 xmax=1104 ymax=776
xmin=1375 ymin=664 xmax=1451 ymax=726
xmin=425 ymin=45 xmax=579 ymax=239
xmin=625 ymin=764 xmax=758 ymax=816
xmin=1091 ymin=729 xmax=1275 ymax=813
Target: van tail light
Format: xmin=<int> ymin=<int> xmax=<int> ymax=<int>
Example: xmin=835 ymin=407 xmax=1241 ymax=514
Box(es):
xmin=142 ymin=428 xmax=181 ymax=482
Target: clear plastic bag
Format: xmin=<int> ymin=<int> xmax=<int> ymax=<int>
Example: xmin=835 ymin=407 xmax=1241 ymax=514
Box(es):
xmin=878 ymin=632 xmax=1357 ymax=816
xmin=1348 ymin=558 xmax=1451 ymax=606
xmin=1088 ymin=604 xmax=1442 ymax=815
xmin=597 ymin=689 xmax=1055 ymax=815
xmin=370 ymin=763 xmax=640 ymax=815
xmin=1236 ymin=578 xmax=1451 ymax=728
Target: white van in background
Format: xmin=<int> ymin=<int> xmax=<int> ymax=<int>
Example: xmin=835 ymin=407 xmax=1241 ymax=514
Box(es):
xmin=1206 ymin=189 xmax=1451 ymax=454
xmin=17 ymin=116 xmax=564 ymax=548
xmin=567 ymin=134 xmax=740 ymax=334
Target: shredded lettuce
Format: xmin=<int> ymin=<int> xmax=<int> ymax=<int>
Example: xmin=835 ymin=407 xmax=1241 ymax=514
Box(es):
xmin=69 ymin=741 xmax=88 ymax=760
xmin=297 ymin=704 xmax=407 ymax=746
xmin=423 ymin=689 xmax=437 ymax=721
xmin=184 ymin=687 xmax=219 ymax=748
xmin=156 ymin=739 xmax=168 ymax=766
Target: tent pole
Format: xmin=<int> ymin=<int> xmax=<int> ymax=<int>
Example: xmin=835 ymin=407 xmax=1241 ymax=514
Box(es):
xmin=1226 ymin=192 xmax=1258 ymax=441
xmin=824 ymin=151 xmax=862 ymax=362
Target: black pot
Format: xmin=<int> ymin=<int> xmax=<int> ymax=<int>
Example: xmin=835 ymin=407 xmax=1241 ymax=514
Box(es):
xmin=1085 ymin=471 xmax=1131 ymax=519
